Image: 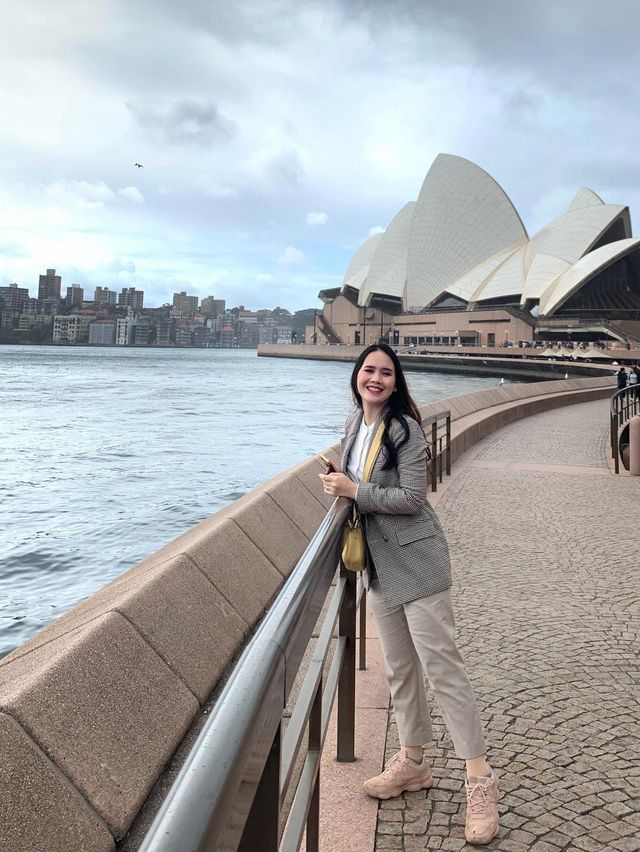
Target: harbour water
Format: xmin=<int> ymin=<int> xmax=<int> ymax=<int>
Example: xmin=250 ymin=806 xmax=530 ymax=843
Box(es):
xmin=0 ymin=345 xmax=515 ymax=657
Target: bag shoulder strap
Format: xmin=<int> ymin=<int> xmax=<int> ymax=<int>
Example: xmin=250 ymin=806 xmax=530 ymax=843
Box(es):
xmin=362 ymin=421 xmax=385 ymax=483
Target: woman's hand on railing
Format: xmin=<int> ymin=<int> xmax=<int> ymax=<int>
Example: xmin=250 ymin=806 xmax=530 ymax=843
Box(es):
xmin=319 ymin=472 xmax=358 ymax=500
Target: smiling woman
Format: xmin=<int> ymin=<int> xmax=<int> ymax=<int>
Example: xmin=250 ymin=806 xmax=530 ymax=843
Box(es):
xmin=320 ymin=342 xmax=502 ymax=846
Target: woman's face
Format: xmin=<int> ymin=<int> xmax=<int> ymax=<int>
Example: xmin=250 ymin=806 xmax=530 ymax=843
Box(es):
xmin=357 ymin=350 xmax=396 ymax=410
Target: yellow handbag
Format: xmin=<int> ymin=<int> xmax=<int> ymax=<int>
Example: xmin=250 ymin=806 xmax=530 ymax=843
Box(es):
xmin=341 ymin=421 xmax=385 ymax=572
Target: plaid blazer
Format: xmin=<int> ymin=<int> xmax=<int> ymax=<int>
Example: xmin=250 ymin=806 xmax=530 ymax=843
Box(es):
xmin=340 ymin=407 xmax=452 ymax=608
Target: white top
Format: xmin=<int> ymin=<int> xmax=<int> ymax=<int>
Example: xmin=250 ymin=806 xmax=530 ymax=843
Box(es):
xmin=347 ymin=418 xmax=375 ymax=483
xmin=629 ymin=371 xmax=639 ymax=385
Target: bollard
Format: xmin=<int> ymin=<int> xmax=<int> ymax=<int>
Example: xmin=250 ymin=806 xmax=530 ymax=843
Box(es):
xmin=630 ymin=415 xmax=640 ymax=476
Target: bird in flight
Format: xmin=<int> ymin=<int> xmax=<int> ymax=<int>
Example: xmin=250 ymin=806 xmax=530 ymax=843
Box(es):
xmin=134 ymin=162 xmax=144 ymax=168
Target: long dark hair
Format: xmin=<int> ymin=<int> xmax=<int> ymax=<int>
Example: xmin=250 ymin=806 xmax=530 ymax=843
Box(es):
xmin=350 ymin=343 xmax=427 ymax=470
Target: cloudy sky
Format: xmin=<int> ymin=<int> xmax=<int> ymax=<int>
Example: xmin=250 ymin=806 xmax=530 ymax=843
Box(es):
xmin=1 ymin=0 xmax=639 ymax=311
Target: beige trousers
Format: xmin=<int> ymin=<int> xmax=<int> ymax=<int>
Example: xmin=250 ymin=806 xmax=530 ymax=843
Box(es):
xmin=369 ymin=581 xmax=486 ymax=759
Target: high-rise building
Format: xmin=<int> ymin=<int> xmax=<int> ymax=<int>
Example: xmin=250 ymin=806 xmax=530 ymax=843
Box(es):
xmin=173 ymin=291 xmax=199 ymax=314
xmin=94 ymin=286 xmax=117 ymax=306
xmin=0 ymin=283 xmax=29 ymax=312
xmin=65 ymin=285 xmax=84 ymax=308
xmin=38 ymin=268 xmax=61 ymax=300
xmin=118 ymin=287 xmax=144 ymax=310
xmin=200 ymin=296 xmax=225 ymax=318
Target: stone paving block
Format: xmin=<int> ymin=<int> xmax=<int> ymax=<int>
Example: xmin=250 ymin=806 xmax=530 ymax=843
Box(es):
xmin=0 ymin=713 xmax=115 ymax=852
xmin=0 ymin=612 xmax=199 ymax=839
xmin=375 ymin=398 xmax=640 ymax=852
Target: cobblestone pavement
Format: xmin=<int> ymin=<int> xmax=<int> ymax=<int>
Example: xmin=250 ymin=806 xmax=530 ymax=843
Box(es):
xmin=374 ymin=400 xmax=640 ymax=852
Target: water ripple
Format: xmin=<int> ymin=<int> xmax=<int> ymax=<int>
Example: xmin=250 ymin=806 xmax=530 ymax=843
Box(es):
xmin=0 ymin=344 xmax=515 ymax=658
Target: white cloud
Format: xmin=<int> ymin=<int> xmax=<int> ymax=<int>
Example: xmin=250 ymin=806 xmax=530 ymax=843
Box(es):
xmin=306 ymin=210 xmax=328 ymax=226
xmin=40 ymin=179 xmax=115 ymax=210
xmin=118 ymin=186 xmax=145 ymax=204
xmin=278 ymin=245 xmax=305 ymax=264
xmin=1 ymin=0 xmax=640 ymax=312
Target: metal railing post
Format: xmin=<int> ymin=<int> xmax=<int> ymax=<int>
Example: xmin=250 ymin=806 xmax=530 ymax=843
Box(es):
xmin=430 ymin=420 xmax=438 ymax=492
xmin=445 ymin=414 xmax=451 ymax=475
xmin=239 ymin=722 xmax=282 ymax=852
xmin=305 ymin=680 xmax=322 ymax=852
xmin=359 ymin=588 xmax=367 ymax=671
xmin=337 ymin=565 xmax=357 ymax=762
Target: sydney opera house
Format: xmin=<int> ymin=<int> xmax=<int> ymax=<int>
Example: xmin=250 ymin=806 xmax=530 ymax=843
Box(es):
xmin=316 ymin=154 xmax=640 ymax=348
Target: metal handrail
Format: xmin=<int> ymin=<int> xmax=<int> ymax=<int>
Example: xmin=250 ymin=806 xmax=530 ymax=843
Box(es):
xmin=610 ymin=386 xmax=640 ymax=473
xmin=138 ymin=498 xmax=359 ymax=852
xmin=139 ymin=412 xmax=452 ymax=851
xmin=425 ymin=410 xmax=451 ymax=492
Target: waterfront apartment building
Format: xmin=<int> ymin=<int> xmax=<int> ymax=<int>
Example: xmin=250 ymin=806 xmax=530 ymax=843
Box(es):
xmin=17 ymin=314 xmax=51 ymax=332
xmin=192 ymin=325 xmax=211 ymax=347
xmin=0 ymin=283 xmax=30 ymax=312
xmin=175 ymin=325 xmax=193 ymax=346
xmin=52 ymin=314 xmax=93 ymax=344
xmin=88 ymin=320 xmax=116 ymax=345
xmin=156 ymin=317 xmax=176 ymax=345
xmin=172 ymin=291 xmax=199 ymax=314
xmin=118 ymin=287 xmax=144 ymax=310
xmin=134 ymin=317 xmax=151 ymax=345
xmin=38 ymin=268 xmax=61 ymax=300
xmin=94 ymin=286 xmax=117 ymax=306
xmin=116 ymin=314 xmax=136 ymax=345
xmin=200 ymin=297 xmax=225 ymax=318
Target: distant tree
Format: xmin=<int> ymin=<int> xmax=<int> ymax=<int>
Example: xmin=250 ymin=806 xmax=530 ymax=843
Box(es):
xmin=272 ymin=306 xmax=292 ymax=324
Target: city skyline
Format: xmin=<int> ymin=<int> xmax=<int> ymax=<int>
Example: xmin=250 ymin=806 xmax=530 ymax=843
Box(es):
xmin=2 ymin=2 xmax=640 ymax=310
xmin=0 ymin=268 xmax=306 ymax=314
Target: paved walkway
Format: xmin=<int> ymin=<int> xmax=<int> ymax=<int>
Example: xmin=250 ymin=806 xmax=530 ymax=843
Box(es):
xmin=373 ymin=399 xmax=640 ymax=852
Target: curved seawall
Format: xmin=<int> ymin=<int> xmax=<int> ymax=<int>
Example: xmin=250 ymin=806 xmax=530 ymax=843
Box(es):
xmin=0 ymin=375 xmax=615 ymax=851
xmin=258 ymin=342 xmax=621 ymax=380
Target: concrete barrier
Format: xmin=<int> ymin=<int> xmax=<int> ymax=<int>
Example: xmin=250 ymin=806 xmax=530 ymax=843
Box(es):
xmin=0 ymin=375 xmax=615 ymax=850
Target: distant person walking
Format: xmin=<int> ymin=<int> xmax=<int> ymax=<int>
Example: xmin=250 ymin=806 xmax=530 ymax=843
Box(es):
xmin=617 ymin=366 xmax=628 ymax=390
xmin=319 ymin=343 xmax=500 ymax=846
xmin=629 ymin=364 xmax=639 ymax=397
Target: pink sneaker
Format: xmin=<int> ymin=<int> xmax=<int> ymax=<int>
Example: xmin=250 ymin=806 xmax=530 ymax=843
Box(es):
xmin=465 ymin=771 xmax=500 ymax=845
xmin=363 ymin=752 xmax=433 ymax=800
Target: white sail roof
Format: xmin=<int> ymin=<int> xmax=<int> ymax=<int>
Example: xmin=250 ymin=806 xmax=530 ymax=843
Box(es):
xmin=341 ymin=231 xmax=384 ymax=291
xmin=336 ymin=155 xmax=635 ymax=317
xmin=539 ymin=237 xmax=640 ymax=315
xmin=359 ymin=203 xmax=415 ymax=306
xmin=405 ymin=154 xmax=528 ymax=309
